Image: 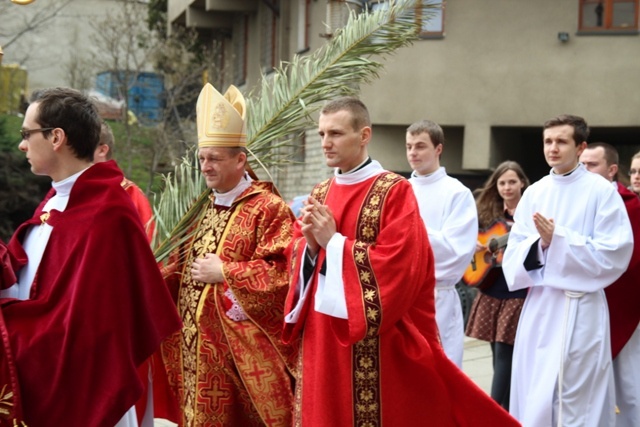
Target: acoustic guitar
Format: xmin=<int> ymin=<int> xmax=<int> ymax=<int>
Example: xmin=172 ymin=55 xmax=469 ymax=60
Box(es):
xmin=462 ymin=220 xmax=510 ymax=288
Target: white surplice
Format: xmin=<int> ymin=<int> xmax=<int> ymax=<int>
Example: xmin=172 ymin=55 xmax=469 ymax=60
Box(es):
xmin=410 ymin=167 xmax=478 ymax=367
xmin=503 ymin=164 xmax=633 ymax=427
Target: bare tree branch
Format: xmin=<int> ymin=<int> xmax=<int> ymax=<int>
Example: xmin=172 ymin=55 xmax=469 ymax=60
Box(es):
xmin=0 ymin=0 xmax=75 ymax=49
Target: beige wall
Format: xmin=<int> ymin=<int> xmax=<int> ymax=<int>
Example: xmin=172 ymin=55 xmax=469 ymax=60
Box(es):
xmin=168 ymin=0 xmax=640 ymax=196
xmin=361 ymin=0 xmax=640 ymax=178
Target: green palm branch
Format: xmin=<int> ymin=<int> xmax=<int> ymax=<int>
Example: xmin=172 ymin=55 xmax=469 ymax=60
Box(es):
xmin=245 ymin=0 xmax=438 ymax=164
xmin=152 ymin=0 xmax=440 ymax=262
xmin=151 ymin=150 xmax=208 ymax=262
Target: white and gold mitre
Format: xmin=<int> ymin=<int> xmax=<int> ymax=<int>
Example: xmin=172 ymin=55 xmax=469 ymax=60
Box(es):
xmin=196 ymin=83 xmax=247 ymax=148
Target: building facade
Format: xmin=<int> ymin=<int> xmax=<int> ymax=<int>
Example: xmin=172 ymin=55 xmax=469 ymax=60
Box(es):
xmin=168 ymin=0 xmax=640 ymax=199
xmin=1 ymin=0 xmax=153 ymax=92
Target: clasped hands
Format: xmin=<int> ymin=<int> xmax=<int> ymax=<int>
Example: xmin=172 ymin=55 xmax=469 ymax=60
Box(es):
xmin=299 ymin=197 xmax=337 ymax=258
xmin=533 ymin=212 xmax=554 ymax=249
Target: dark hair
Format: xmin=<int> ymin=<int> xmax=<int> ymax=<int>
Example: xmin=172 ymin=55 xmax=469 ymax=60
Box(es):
xmin=406 ymin=120 xmax=445 ymax=148
xmin=30 ymin=87 xmax=101 ymax=161
xmin=321 ymin=96 xmax=371 ymax=130
xmin=543 ymin=114 xmax=589 ymax=146
xmin=476 ymin=161 xmax=530 ymax=228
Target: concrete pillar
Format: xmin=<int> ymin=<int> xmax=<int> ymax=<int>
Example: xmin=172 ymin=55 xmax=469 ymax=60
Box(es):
xmin=462 ymin=123 xmax=491 ymax=170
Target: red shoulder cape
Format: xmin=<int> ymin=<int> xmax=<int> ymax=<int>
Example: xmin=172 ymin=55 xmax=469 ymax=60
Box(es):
xmin=0 ymin=161 xmax=181 ymax=426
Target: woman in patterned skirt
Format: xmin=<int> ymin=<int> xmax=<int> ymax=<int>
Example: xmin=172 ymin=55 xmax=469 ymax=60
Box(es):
xmin=465 ymin=161 xmax=529 ymax=410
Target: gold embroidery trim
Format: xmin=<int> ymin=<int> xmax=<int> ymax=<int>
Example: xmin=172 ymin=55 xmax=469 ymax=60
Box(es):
xmin=178 ymin=197 xmax=246 ymax=425
xmin=0 ymin=384 xmax=12 ymax=416
xmin=352 ymin=172 xmax=403 ymax=427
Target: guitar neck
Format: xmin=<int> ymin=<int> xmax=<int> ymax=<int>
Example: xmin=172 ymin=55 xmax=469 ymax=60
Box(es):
xmin=488 ymin=232 xmax=510 ymax=253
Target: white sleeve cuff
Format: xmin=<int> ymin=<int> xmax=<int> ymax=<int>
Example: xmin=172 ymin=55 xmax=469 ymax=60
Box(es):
xmin=284 ymin=245 xmax=314 ymax=324
xmin=314 ymin=233 xmax=348 ymax=319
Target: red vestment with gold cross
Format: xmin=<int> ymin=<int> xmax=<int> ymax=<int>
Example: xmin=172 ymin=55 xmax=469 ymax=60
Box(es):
xmin=160 ymin=181 xmax=297 ymax=426
xmin=283 ymin=165 xmax=520 ymax=427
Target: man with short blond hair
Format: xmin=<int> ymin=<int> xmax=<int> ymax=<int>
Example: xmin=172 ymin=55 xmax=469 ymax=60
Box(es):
xmin=283 ymin=96 xmax=518 ymax=426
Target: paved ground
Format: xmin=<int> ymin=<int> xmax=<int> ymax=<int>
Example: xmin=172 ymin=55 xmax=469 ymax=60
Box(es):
xmin=155 ymin=336 xmax=495 ymax=426
xmin=462 ymin=336 xmax=493 ymax=394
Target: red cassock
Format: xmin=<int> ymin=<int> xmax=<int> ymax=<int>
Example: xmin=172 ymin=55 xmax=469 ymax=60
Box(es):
xmin=606 ymin=183 xmax=640 ymax=359
xmin=0 ymin=161 xmax=181 ymax=426
xmin=283 ymin=171 xmax=520 ymax=427
xmin=121 ymin=177 xmax=155 ymax=243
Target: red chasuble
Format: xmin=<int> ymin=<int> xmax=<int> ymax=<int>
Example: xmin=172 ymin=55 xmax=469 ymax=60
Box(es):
xmin=606 ymin=183 xmax=640 ymax=359
xmin=160 ymin=181 xmax=297 ymax=427
xmin=121 ymin=177 xmax=155 ymax=243
xmin=0 ymin=161 xmax=181 ymax=427
xmin=284 ymin=171 xmax=519 ymax=427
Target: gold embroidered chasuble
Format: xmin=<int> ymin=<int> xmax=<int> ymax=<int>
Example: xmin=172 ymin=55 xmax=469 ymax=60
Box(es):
xmin=162 ymin=181 xmax=296 ymax=427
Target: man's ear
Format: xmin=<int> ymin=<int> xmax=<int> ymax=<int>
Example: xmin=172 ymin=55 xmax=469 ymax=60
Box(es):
xmin=236 ymin=151 xmax=247 ymax=171
xmin=50 ymin=128 xmax=67 ymax=152
xmin=609 ymin=163 xmax=619 ymax=181
xmin=95 ymin=143 xmax=110 ymax=161
xmin=361 ymin=126 xmax=372 ymax=146
xmin=576 ymin=140 xmax=588 ymax=158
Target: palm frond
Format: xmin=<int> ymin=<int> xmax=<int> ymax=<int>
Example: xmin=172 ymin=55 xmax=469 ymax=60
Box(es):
xmin=152 ymin=150 xmax=208 ymax=262
xmin=245 ymin=0 xmax=440 ymax=167
xmin=151 ymin=0 xmax=440 ymax=262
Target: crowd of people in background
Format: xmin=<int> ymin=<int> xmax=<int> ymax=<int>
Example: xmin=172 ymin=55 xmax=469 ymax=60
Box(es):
xmin=0 ymin=85 xmax=638 ymax=427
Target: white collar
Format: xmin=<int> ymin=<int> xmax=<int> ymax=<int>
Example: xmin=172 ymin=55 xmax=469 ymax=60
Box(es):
xmin=334 ymin=160 xmax=385 ymax=185
xmin=51 ymin=167 xmax=87 ymax=198
xmin=213 ymin=172 xmax=253 ymax=207
xmin=410 ymin=166 xmax=446 ymax=182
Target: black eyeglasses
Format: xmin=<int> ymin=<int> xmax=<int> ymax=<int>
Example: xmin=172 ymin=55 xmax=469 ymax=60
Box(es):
xmin=20 ymin=127 xmax=55 ymax=140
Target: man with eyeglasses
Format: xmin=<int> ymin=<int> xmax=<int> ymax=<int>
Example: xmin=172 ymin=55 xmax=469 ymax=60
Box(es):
xmin=0 ymin=87 xmax=181 ymax=426
xmin=579 ymin=142 xmax=640 ymax=427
